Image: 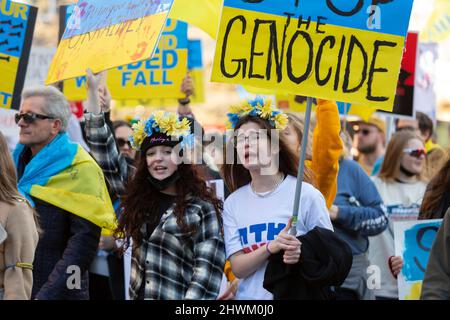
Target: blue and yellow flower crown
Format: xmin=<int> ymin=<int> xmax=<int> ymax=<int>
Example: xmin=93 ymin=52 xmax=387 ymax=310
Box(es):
xmin=129 ymin=111 xmax=192 ymax=151
xmin=226 ymin=97 xmax=289 ymax=130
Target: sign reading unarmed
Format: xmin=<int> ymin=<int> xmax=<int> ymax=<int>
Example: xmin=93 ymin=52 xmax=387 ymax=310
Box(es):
xmin=46 ymin=0 xmax=174 ymax=85
xmin=212 ymin=0 xmax=414 ymax=111
xmin=0 ymin=0 xmax=37 ymax=110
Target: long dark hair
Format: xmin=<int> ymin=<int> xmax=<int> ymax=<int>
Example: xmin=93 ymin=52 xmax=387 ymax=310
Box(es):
xmin=419 ymin=154 xmax=450 ymax=220
xmin=221 ymin=116 xmax=315 ymax=192
xmin=116 ymin=157 xmax=222 ymax=248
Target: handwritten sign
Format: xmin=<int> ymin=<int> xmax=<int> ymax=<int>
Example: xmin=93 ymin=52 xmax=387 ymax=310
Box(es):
xmin=212 ymin=0 xmax=414 ymax=111
xmin=46 ymin=0 xmax=174 ymax=85
xmin=0 ymin=0 xmax=37 ymax=110
xmin=394 ymin=219 xmax=442 ymax=300
xmin=60 ymin=8 xmax=188 ymax=101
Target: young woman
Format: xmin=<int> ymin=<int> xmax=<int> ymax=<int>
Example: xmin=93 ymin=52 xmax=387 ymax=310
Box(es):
xmin=221 ymin=98 xmax=333 ymax=300
xmin=0 ymin=132 xmax=39 ymax=300
xmin=116 ymin=111 xmax=226 ymax=300
xmin=368 ymin=131 xmax=428 ymax=300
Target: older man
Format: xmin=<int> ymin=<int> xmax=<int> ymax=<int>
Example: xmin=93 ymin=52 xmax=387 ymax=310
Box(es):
xmin=13 ymin=86 xmax=116 ymax=300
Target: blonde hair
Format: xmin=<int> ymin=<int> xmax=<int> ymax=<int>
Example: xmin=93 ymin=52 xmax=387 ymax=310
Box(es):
xmin=286 ymin=112 xmax=312 ymax=160
xmin=379 ymin=131 xmax=426 ymax=183
xmin=0 ymin=131 xmax=25 ymax=205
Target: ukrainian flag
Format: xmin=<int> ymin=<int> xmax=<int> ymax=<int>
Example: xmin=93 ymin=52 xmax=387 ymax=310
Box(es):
xmin=13 ymin=133 xmax=117 ymax=235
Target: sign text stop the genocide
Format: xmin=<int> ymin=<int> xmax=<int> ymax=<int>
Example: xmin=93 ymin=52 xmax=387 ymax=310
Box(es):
xmin=212 ymin=0 xmax=414 ymax=111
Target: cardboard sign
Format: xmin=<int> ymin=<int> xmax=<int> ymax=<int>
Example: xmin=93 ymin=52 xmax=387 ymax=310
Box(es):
xmin=394 ymin=219 xmax=442 ymax=300
xmin=60 ymin=4 xmax=188 ymax=101
xmin=46 ymin=0 xmax=174 ymax=84
xmin=0 ymin=0 xmax=37 ymax=110
xmin=212 ymin=0 xmax=414 ymax=111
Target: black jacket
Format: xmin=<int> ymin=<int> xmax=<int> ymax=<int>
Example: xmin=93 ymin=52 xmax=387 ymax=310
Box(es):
xmin=31 ymin=198 xmax=101 ymax=300
xmin=263 ymin=227 xmax=353 ymax=300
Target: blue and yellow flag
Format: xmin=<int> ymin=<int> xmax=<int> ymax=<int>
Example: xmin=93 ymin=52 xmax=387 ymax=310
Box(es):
xmin=169 ymin=0 xmax=221 ymax=39
xmin=13 ymin=133 xmax=117 ymax=235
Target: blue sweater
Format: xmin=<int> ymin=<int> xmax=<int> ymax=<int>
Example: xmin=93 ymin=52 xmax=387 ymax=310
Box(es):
xmin=333 ymin=160 xmax=388 ymax=255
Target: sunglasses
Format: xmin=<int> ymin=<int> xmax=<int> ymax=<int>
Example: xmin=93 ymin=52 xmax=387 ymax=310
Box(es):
xmin=354 ymin=128 xmax=375 ymax=136
xmin=117 ymin=138 xmax=132 ymax=148
xmin=15 ymin=112 xmax=55 ymax=125
xmin=403 ymin=148 xmax=427 ymax=158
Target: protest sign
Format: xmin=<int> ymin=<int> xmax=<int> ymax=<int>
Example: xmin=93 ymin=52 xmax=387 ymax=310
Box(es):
xmin=394 ymin=219 xmax=442 ymax=300
xmin=414 ymin=42 xmax=438 ymax=123
xmin=378 ymin=32 xmax=418 ymax=118
xmin=60 ymin=4 xmax=187 ymax=101
xmin=24 ymin=46 xmax=56 ymax=87
xmin=0 ymin=0 xmax=37 ymax=110
xmin=0 ymin=107 xmax=19 ymax=150
xmin=46 ymin=0 xmax=174 ymax=84
xmin=212 ymin=0 xmax=414 ymax=111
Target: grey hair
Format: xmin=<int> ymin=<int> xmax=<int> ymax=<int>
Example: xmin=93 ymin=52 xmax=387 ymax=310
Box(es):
xmin=21 ymin=86 xmax=71 ymax=131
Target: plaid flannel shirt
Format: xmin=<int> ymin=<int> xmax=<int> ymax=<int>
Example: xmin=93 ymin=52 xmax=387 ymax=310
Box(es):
xmin=84 ymin=112 xmax=135 ymax=197
xmin=129 ymin=196 xmax=226 ymax=300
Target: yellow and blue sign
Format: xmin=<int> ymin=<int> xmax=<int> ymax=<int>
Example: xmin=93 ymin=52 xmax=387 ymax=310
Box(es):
xmin=61 ymin=4 xmax=188 ymax=102
xmin=0 ymin=0 xmax=37 ymax=110
xmin=46 ymin=0 xmax=174 ymax=85
xmin=394 ymin=219 xmax=443 ymax=300
xmin=212 ymin=0 xmax=414 ymax=111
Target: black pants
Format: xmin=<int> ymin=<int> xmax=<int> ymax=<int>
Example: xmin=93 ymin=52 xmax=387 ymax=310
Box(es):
xmin=89 ymin=273 xmax=113 ymax=300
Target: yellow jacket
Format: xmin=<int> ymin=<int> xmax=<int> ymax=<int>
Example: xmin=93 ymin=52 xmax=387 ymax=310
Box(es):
xmin=307 ymin=99 xmax=343 ymax=209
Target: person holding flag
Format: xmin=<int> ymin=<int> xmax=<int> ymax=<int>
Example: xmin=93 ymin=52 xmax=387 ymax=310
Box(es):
xmin=221 ymin=97 xmax=333 ymax=300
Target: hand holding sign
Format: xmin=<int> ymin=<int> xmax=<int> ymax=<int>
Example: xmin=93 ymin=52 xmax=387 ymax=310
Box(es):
xmin=268 ymin=218 xmax=302 ymax=265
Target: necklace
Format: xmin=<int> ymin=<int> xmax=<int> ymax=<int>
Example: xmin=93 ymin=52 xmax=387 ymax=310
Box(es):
xmin=250 ymin=173 xmax=285 ymax=198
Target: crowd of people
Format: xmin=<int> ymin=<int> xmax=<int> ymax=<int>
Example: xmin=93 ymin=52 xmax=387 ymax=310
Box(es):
xmin=0 ymin=71 xmax=450 ymax=300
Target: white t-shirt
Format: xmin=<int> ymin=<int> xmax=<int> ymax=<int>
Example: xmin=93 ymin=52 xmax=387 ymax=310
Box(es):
xmin=223 ymin=175 xmax=333 ymax=300
xmin=368 ymin=177 xmax=427 ymax=299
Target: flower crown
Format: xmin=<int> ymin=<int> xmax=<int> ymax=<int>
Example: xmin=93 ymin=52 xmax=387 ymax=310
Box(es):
xmin=226 ymin=97 xmax=289 ymax=130
xmin=129 ymin=111 xmax=192 ymax=151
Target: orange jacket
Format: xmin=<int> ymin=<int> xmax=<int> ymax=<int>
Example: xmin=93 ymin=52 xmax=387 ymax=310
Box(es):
xmin=308 ymin=99 xmax=342 ymax=209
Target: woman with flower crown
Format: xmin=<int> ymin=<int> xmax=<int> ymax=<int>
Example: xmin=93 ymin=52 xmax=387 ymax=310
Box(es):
xmin=115 ymin=111 xmax=226 ymax=300
xmin=221 ymin=97 xmax=333 ymax=300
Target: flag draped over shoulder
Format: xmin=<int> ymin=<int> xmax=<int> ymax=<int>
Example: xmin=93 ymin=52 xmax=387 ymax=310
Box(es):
xmin=169 ymin=0 xmax=222 ymax=38
xmin=13 ymin=133 xmax=117 ymax=235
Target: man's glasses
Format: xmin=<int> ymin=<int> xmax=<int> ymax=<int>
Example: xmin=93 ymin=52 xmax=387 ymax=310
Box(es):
xmin=15 ymin=112 xmax=55 ymax=125
xmin=354 ymin=128 xmax=374 ymax=136
xmin=117 ymin=138 xmax=132 ymax=148
xmin=403 ymin=148 xmax=427 ymax=158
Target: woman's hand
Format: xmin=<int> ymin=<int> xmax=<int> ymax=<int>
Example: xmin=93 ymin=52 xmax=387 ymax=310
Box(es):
xmin=389 ymin=256 xmax=404 ymax=278
xmin=217 ymin=279 xmax=239 ymax=300
xmin=268 ymin=219 xmax=302 ymax=264
xmin=98 ymin=85 xmax=111 ymax=113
